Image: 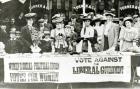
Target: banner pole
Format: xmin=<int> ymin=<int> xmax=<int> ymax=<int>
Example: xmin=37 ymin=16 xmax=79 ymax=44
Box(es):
xmin=83 ymin=0 xmax=86 ymax=15
xmin=56 ymin=83 xmax=73 ymax=89
xmin=56 ymin=83 xmax=60 ymax=89
xmin=69 ymin=83 xmax=73 ymax=89
xmin=29 ymin=0 xmax=32 ymax=12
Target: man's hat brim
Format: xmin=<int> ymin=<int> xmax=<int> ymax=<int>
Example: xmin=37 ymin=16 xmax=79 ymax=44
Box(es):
xmin=104 ymin=13 xmax=115 ymax=17
xmin=16 ymin=31 xmax=21 ymax=34
xmin=52 ymin=17 xmax=63 ymax=23
xmin=133 ymin=14 xmax=139 ymax=18
xmin=44 ymin=31 xmax=50 ymax=35
xmin=38 ymin=19 xmax=45 ymax=23
xmin=71 ymin=14 xmax=77 ymax=19
xmin=25 ymin=13 xmax=37 ymax=18
xmin=82 ymin=16 xmax=92 ymax=21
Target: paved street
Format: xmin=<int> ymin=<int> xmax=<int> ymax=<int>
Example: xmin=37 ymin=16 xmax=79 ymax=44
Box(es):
xmin=0 ymin=82 xmax=140 ymax=89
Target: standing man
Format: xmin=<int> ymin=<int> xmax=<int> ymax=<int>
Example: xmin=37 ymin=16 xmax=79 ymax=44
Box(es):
xmin=7 ymin=18 xmax=20 ymax=32
xmin=101 ymin=11 xmax=119 ymax=51
xmin=69 ymin=14 xmax=82 ymax=38
xmin=0 ymin=21 xmax=9 ymax=44
xmin=21 ymin=13 xmax=38 ymax=46
xmin=38 ymin=18 xmax=45 ymax=40
xmin=44 ymin=14 xmax=53 ymax=31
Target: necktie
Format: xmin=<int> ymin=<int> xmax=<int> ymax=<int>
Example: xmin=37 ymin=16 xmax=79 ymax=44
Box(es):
xmin=84 ymin=27 xmax=86 ymax=35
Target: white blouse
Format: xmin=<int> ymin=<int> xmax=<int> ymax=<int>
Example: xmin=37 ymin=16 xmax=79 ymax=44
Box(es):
xmin=81 ymin=26 xmax=95 ymax=38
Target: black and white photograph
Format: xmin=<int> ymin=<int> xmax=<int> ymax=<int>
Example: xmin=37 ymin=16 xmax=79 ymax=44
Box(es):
xmin=0 ymin=0 xmax=140 ymax=89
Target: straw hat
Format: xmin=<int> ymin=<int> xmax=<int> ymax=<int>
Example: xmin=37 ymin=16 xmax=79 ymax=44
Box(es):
xmin=123 ymin=17 xmax=133 ymax=26
xmin=52 ymin=14 xmax=64 ymax=23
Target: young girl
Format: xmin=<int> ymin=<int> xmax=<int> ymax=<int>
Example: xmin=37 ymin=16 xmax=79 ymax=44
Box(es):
xmin=119 ymin=17 xmax=138 ymax=51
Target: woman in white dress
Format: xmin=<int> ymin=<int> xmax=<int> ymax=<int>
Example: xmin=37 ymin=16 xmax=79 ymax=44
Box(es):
xmin=51 ymin=14 xmax=68 ymax=53
xmin=119 ymin=17 xmax=138 ymax=51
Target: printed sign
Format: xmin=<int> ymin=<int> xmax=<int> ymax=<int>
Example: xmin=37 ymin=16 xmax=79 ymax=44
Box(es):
xmin=4 ymin=54 xmax=131 ymax=83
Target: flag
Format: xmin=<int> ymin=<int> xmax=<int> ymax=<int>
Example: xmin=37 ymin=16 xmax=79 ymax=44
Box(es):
xmin=18 ymin=0 xmax=26 ymax=4
xmin=0 ymin=0 xmax=11 ymax=3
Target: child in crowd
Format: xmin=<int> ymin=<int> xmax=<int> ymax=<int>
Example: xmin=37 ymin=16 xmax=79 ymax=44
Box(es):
xmin=0 ymin=42 xmax=5 ymax=54
xmin=5 ymin=30 xmax=21 ymax=53
xmin=0 ymin=21 xmax=9 ymax=44
xmin=30 ymin=31 xmax=41 ymax=53
xmin=39 ymin=31 xmax=54 ymax=53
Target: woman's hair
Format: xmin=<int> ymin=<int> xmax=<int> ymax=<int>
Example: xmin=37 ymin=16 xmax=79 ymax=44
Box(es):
xmin=123 ymin=19 xmax=133 ymax=27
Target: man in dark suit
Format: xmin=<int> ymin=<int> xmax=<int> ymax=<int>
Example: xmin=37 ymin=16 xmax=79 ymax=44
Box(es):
xmin=43 ymin=14 xmax=53 ymax=31
xmin=21 ymin=13 xmax=38 ymax=46
xmin=0 ymin=21 xmax=9 ymax=44
xmin=69 ymin=14 xmax=82 ymax=38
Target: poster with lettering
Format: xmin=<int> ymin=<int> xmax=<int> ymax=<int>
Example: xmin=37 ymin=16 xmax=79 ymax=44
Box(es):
xmin=4 ymin=54 xmax=60 ymax=83
xmin=59 ymin=55 xmax=131 ymax=83
xmin=4 ymin=54 xmax=131 ymax=83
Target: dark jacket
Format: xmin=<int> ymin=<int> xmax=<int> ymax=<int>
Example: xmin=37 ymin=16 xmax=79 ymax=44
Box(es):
xmin=70 ymin=22 xmax=82 ymax=37
xmin=0 ymin=29 xmax=9 ymax=44
xmin=39 ymin=40 xmax=52 ymax=53
xmin=21 ymin=25 xmax=37 ymax=45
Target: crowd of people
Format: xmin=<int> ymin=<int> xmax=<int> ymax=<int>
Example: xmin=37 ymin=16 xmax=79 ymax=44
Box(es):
xmin=0 ymin=11 xmax=140 ymax=54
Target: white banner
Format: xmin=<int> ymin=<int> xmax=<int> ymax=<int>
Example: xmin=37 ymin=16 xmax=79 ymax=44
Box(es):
xmin=4 ymin=54 xmax=131 ymax=83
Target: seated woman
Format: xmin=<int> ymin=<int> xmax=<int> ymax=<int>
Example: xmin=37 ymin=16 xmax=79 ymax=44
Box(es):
xmin=76 ymin=14 xmax=98 ymax=53
xmin=119 ymin=17 xmax=138 ymax=52
xmin=51 ymin=14 xmax=68 ymax=53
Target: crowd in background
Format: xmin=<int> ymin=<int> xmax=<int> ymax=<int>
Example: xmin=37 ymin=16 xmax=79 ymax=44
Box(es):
xmin=0 ymin=11 xmax=140 ymax=54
